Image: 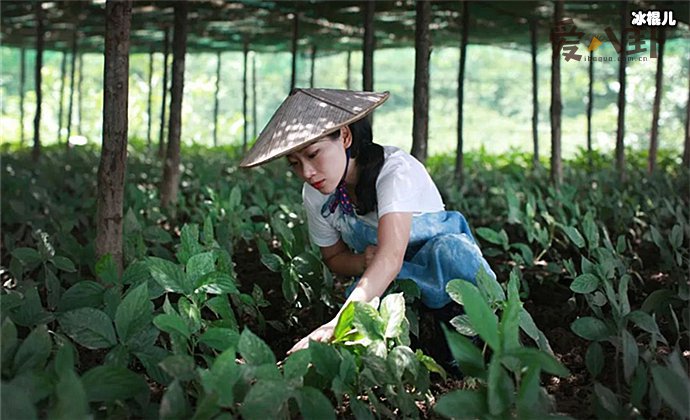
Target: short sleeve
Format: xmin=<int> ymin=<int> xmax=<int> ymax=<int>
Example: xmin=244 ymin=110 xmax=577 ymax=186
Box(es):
xmin=302 ymin=184 xmax=341 ymax=247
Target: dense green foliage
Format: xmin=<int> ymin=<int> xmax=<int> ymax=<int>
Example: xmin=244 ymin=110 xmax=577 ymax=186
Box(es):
xmin=1 ymin=142 xmax=688 ymax=418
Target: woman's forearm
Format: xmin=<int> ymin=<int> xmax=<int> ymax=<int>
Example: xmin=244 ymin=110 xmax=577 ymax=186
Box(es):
xmin=324 ymin=250 xmax=366 ymax=277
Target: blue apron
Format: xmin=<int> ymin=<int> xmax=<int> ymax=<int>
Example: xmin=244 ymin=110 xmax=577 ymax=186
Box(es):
xmin=332 ymin=210 xmax=497 ymax=309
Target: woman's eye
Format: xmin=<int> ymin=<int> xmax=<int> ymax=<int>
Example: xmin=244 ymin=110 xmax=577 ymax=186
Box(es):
xmin=308 ymin=151 xmax=318 ymax=159
xmin=288 ymin=161 xmax=298 ymax=167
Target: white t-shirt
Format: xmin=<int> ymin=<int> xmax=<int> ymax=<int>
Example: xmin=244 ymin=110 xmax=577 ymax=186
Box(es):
xmin=303 ymin=145 xmax=445 ymax=247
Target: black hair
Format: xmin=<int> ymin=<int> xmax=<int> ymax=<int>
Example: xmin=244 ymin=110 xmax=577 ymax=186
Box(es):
xmin=346 ymin=118 xmax=384 ymax=215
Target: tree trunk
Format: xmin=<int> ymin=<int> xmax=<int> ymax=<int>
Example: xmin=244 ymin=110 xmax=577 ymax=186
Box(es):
xmin=411 ymin=0 xmax=431 ymax=164
xmin=96 ymin=0 xmax=132 ymax=277
xmin=290 ymin=14 xmax=298 ymax=92
xmin=455 ymin=0 xmax=469 ymax=182
xmin=310 ymin=45 xmax=317 ymax=88
xmin=243 ymin=44 xmax=249 ymax=150
xmin=363 ymin=1 xmax=375 ymax=92
xmin=648 ymin=27 xmax=665 ymax=174
xmin=33 ymin=2 xmax=45 ymax=161
xmin=587 ymin=49 xmax=594 ymax=167
xmin=615 ymin=0 xmax=628 ymax=182
xmin=550 ymin=0 xmax=563 ymax=186
xmin=252 ymin=52 xmax=257 ymax=139
xmin=67 ymin=30 xmax=78 ymax=147
xmin=214 ymin=50 xmax=221 ymax=147
xmin=20 ymin=48 xmax=26 ymax=146
xmin=531 ymin=18 xmax=539 ymax=168
xmin=346 ymin=50 xmax=352 ymax=90
xmin=684 ymin=66 xmax=690 ymax=169
xmin=78 ymin=52 xmax=83 ymax=134
xmin=147 ymin=49 xmax=154 ymax=148
xmin=160 ymin=2 xmax=188 ymax=212
xmin=58 ymin=50 xmax=67 ymax=145
xmin=158 ymin=27 xmax=170 ymax=158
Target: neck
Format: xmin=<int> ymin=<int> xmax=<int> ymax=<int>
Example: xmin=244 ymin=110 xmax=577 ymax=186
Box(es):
xmin=343 ymin=158 xmax=358 ymax=188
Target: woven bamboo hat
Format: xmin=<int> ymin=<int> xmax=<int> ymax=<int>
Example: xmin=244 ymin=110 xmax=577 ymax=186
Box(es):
xmin=240 ymin=88 xmax=389 ymax=168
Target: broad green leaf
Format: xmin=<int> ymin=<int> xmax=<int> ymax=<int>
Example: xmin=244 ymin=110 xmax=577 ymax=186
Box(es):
xmin=332 ymin=302 xmax=355 ymax=341
xmin=476 ymin=266 xmax=505 ymax=304
xmin=442 ymin=325 xmax=485 ymax=379
xmin=177 ymin=224 xmax=203 ymax=265
xmin=594 ymin=382 xmax=621 ymax=416
xmin=50 ymin=369 xmax=88 ymax=420
xmin=81 ymin=365 xmax=149 ymax=402
xmin=206 ymin=348 xmax=240 ymax=407
xmin=649 ymin=225 xmax=665 ymax=250
xmin=199 ymin=328 xmax=239 ymax=351
xmin=159 ymin=379 xmax=190 ymax=420
xmin=296 ymin=387 xmax=335 ymax=420
xmin=446 ymin=280 xmax=499 ymax=350
xmin=1 ymin=319 xmax=18 ymax=367
xmin=621 ymin=329 xmax=638 ymax=383
xmin=153 ymin=313 xmax=191 ymax=340
xmin=1 ymin=383 xmax=38 ymax=420
xmin=651 ymin=365 xmax=690 ymax=418
xmin=387 ymin=346 xmax=418 ymax=381
xmin=281 ymin=269 xmax=298 ymax=303
xmin=13 ymin=325 xmax=52 ymax=373
xmin=52 ymin=255 xmax=77 ymax=273
xmin=205 ymin=296 xmax=238 ymax=330
xmin=57 ymin=281 xmax=105 ymax=312
xmin=53 ymin=341 xmax=77 ymax=377
xmin=501 ymin=275 xmax=522 ymax=352
xmin=146 ymin=257 xmax=187 ymax=294
xmin=159 ymin=354 xmax=196 ymax=381
xmin=571 ymin=317 xmax=609 ymax=341
xmin=238 ymin=328 xmax=276 ymax=365
xmin=350 ymin=398 xmax=374 ymax=420
xmin=284 ymin=349 xmax=311 ymax=382
xmin=415 ymin=350 xmax=447 ymax=380
xmin=626 ymin=310 xmax=662 ymax=336
xmin=562 ymin=226 xmax=585 ymax=249
xmin=10 ymin=286 xmax=54 ymax=327
xmin=630 ymin=365 xmax=648 ymax=408
xmin=309 ymin=340 xmax=341 ymax=380
xmin=202 ymin=215 xmax=215 ymax=246
xmin=59 ymin=308 xmax=117 ymax=349
xmin=619 ymin=274 xmax=631 ymax=316
xmin=11 ymin=247 xmax=43 ymax=266
xmin=503 ymin=347 xmax=569 ymax=377
xmin=476 ymin=227 xmax=507 ymax=246
xmin=450 ymin=314 xmax=477 ymax=336
xmin=178 ymin=297 xmax=201 ymax=335
xmin=380 ymin=293 xmax=405 ymax=338
xmin=585 ymin=342 xmax=604 ymax=378
xmin=239 ymin=379 xmax=291 ymax=420
xmin=186 ymin=252 xmax=216 ymax=285
xmin=261 ymin=253 xmax=284 ymax=272
xmin=516 ymin=366 xmax=541 ymax=417
xmin=115 ymin=283 xmax=153 ymax=343
xmin=434 ymin=389 xmax=487 ymax=419
xmin=582 ymin=212 xmax=599 ymax=249
xmin=570 ymin=273 xmax=599 ymax=294
xmin=352 ymin=301 xmax=385 ymax=341
xmin=122 ymin=260 xmax=151 ymax=285
xmin=95 ymin=254 xmax=119 ymax=286
xmin=44 ymin=268 xmax=61 ymax=310
xmin=669 ymin=224 xmax=683 ymax=249
xmin=194 ymin=271 xmax=239 ymax=295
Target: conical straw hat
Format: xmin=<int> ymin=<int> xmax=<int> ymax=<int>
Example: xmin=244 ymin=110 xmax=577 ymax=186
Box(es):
xmin=240 ymin=88 xmax=389 ymax=168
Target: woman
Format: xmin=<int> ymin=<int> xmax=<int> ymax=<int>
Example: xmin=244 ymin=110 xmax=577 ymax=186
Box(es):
xmin=240 ymin=88 xmax=495 ymax=354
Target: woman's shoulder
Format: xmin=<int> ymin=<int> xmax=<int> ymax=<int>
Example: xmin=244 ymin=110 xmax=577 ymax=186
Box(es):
xmin=379 ymin=145 xmax=430 ymax=177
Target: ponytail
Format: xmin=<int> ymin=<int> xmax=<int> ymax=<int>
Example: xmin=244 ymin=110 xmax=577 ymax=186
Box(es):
xmin=347 ymin=118 xmax=384 ymax=215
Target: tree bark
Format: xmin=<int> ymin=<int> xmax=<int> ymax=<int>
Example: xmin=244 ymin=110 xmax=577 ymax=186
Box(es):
xmin=78 ymin=52 xmax=84 ymax=134
xmin=310 ymin=45 xmax=317 ymax=88
xmin=67 ymin=29 xmax=78 ymax=146
xmin=158 ymin=27 xmax=170 ymax=158
xmin=58 ymin=50 xmax=67 ymax=145
xmin=214 ymin=50 xmax=221 ymax=147
xmin=587 ymin=49 xmax=594 ymax=167
xmin=20 ymin=48 xmax=26 ymax=146
xmin=243 ymin=43 xmax=249 ymax=150
xmin=363 ymin=1 xmax=375 ymax=92
xmin=531 ymin=18 xmax=540 ymax=168
xmin=160 ymin=2 xmax=188 ymax=212
xmin=684 ymin=65 xmax=690 ymax=169
xmin=648 ymin=27 xmax=665 ymax=174
xmin=96 ymin=0 xmax=132 ymax=277
xmin=290 ymin=14 xmax=298 ymax=92
xmin=252 ymin=52 xmax=257 ymax=139
xmin=346 ymin=50 xmax=352 ymax=90
xmin=550 ymin=0 xmax=563 ymax=186
xmin=147 ymin=48 xmax=154 ymax=148
xmin=615 ymin=0 xmax=628 ymax=182
xmin=411 ymin=0 xmax=431 ymax=164
xmin=32 ymin=2 xmax=44 ymax=161
xmin=455 ymin=0 xmax=469 ymax=182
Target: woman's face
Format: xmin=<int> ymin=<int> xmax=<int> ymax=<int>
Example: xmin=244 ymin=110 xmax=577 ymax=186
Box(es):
xmin=286 ymin=127 xmax=353 ymax=194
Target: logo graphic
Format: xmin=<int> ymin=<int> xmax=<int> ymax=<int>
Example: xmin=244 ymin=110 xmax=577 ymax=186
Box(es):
xmin=588 ymin=37 xmax=603 ymax=52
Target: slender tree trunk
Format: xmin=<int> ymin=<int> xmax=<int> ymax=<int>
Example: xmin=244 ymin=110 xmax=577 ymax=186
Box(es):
xmin=158 ymin=27 xmax=170 ymax=158
xmin=683 ymin=65 xmax=690 ymax=169
xmin=363 ymin=0 xmax=375 ymax=92
xmin=346 ymin=50 xmax=352 ymax=90
xmin=67 ymin=30 xmax=78 ymax=146
xmin=455 ymin=0 xmax=469 ymax=182
xmin=587 ymin=49 xmax=594 ymax=167
xmin=531 ymin=18 xmax=540 ymax=168
xmin=290 ymin=14 xmax=299 ymax=92
xmin=214 ymin=51 xmax=222 ymax=147
xmin=243 ymin=44 xmax=249 ymax=150
xmin=32 ymin=2 xmax=44 ymax=161
xmin=78 ymin=52 xmax=83 ymax=134
xmin=20 ymin=48 xmax=26 ymax=146
xmin=550 ymin=0 xmax=563 ymax=186
xmin=310 ymin=45 xmax=317 ymax=88
xmin=160 ymin=2 xmax=188 ymax=211
xmin=58 ymin=50 xmax=67 ymax=144
xmin=648 ymin=27 xmax=666 ymax=174
xmin=615 ymin=0 xmax=628 ymax=182
xmin=147 ymin=49 xmax=154 ymax=148
xmin=96 ymin=0 xmax=132 ymax=277
xmin=252 ymin=52 xmax=257 ymax=140
xmin=411 ymin=0 xmax=430 ymax=164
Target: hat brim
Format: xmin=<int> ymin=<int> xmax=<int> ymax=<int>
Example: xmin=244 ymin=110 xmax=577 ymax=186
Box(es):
xmin=240 ymin=89 xmax=389 ymax=168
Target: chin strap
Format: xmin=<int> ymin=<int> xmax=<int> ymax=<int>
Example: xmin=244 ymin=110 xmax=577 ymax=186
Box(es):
xmin=321 ymin=148 xmax=355 ymax=217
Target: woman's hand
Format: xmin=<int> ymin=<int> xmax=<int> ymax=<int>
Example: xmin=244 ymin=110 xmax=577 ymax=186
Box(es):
xmin=364 ymin=245 xmax=377 ymax=271
xmin=287 ymin=320 xmax=336 ymax=354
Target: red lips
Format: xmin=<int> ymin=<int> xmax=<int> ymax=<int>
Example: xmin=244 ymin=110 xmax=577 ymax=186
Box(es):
xmin=311 ymin=180 xmax=325 ymax=189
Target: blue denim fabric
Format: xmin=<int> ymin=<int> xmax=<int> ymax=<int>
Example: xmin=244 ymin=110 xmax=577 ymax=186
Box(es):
xmin=334 ymin=210 xmax=496 ymax=309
